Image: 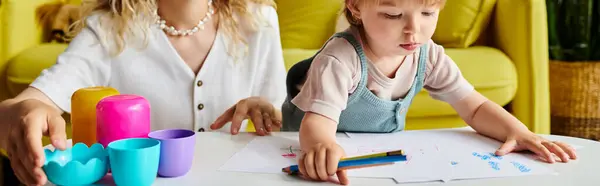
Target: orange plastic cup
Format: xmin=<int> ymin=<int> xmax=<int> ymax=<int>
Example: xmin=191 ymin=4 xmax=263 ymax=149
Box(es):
xmin=71 ymin=87 xmax=119 ymax=146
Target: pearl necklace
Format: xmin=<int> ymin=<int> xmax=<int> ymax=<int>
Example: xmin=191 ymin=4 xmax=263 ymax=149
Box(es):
xmin=155 ymin=0 xmax=215 ymax=36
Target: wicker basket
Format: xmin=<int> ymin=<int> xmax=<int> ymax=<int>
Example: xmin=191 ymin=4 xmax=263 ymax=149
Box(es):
xmin=550 ymin=60 xmax=600 ymax=140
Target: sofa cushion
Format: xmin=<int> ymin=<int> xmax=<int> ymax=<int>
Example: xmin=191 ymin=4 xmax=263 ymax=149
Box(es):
xmin=433 ymin=0 xmax=497 ymax=48
xmin=6 ymin=44 xmax=67 ymax=96
xmin=408 ymin=46 xmax=517 ymax=118
xmin=282 ymin=46 xmax=517 ymax=118
xmin=275 ymin=0 xmax=343 ymax=49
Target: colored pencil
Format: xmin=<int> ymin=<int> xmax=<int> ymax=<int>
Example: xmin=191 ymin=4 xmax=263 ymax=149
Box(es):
xmin=342 ymin=150 xmax=405 ymax=161
xmin=282 ymin=155 xmax=406 ymax=175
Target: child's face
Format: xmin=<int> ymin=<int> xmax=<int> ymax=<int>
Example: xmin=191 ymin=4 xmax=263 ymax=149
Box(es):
xmin=355 ymin=0 xmax=440 ymax=56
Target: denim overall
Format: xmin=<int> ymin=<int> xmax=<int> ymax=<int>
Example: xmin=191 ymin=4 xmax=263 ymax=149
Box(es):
xmin=281 ymin=31 xmax=428 ymax=133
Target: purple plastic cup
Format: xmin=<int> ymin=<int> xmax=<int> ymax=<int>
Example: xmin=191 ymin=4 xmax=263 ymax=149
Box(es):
xmin=147 ymin=129 xmax=196 ymax=177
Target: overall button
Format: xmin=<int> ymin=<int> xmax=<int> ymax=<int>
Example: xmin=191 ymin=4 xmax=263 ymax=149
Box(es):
xmin=197 ymin=103 xmax=204 ymax=110
xmin=196 ymin=80 xmax=203 ymax=87
xmin=198 ymin=128 xmax=205 ymax=132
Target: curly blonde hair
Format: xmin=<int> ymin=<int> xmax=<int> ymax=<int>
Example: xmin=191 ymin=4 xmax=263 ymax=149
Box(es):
xmin=69 ymin=0 xmax=276 ymax=57
xmin=344 ymin=0 xmax=446 ymax=27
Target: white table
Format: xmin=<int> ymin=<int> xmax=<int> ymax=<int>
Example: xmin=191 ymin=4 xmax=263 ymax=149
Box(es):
xmin=48 ymin=128 xmax=600 ymax=186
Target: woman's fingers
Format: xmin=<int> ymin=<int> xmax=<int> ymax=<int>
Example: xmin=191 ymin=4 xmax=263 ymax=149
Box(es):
xmin=210 ymin=105 xmax=235 ymax=130
xmin=47 ymin=115 xmax=67 ymax=151
xmin=10 ymin=150 xmax=36 ymax=185
xmin=263 ymin=112 xmax=273 ymax=132
xmin=23 ymin=116 xmax=45 ymax=168
xmin=211 ymin=97 xmax=280 ymax=135
xmin=230 ymin=102 xmax=249 ymax=135
xmin=250 ymin=109 xmax=267 ymax=136
xmin=257 ymin=99 xmax=282 ymax=128
xmin=272 ymin=109 xmax=283 ymax=128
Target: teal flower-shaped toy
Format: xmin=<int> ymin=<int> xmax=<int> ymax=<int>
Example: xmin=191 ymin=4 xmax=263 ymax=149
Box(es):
xmin=43 ymin=143 xmax=109 ymax=185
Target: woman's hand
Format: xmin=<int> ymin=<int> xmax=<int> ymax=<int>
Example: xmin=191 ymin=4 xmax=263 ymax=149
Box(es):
xmin=210 ymin=97 xmax=282 ymax=136
xmin=2 ymin=99 xmax=67 ymax=186
xmin=495 ymin=130 xmax=577 ymax=163
xmin=298 ymin=142 xmax=349 ymax=185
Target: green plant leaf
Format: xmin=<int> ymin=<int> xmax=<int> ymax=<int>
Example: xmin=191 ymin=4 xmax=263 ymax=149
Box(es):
xmin=547 ymin=0 xmax=563 ymax=60
xmin=547 ymin=0 xmax=595 ymax=61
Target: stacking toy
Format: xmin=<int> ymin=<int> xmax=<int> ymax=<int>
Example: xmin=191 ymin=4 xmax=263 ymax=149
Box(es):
xmin=148 ymin=129 xmax=196 ymax=177
xmin=43 ymin=143 xmax=108 ymax=185
xmin=108 ymin=138 xmax=161 ymax=186
xmin=96 ymin=94 xmax=151 ymax=147
xmin=71 ymin=87 xmax=119 ymax=146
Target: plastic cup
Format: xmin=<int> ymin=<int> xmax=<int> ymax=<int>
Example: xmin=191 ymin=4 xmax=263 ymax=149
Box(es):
xmin=71 ymin=87 xmax=119 ymax=147
xmin=96 ymin=94 xmax=151 ymax=147
xmin=148 ymin=129 xmax=196 ymax=177
xmin=107 ymin=138 xmax=160 ymax=186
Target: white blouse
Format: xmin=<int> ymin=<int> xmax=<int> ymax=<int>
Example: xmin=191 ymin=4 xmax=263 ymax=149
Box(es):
xmin=30 ymin=5 xmax=287 ymax=133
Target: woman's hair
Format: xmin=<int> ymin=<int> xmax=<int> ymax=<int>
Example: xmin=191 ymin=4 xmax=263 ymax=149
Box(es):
xmin=69 ymin=0 xmax=275 ymax=57
xmin=344 ymin=0 xmax=446 ymax=27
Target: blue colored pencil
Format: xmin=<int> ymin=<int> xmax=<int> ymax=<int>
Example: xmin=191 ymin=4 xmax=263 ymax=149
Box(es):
xmin=282 ymin=155 xmax=407 ymax=175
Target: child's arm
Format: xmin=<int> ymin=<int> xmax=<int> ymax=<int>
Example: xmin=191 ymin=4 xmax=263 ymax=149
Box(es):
xmin=299 ymin=113 xmax=338 ymax=148
xmin=290 ymin=38 xmax=357 ymax=184
xmin=424 ymin=42 xmax=576 ymax=163
xmin=298 ymin=112 xmax=348 ymax=184
xmin=450 ymin=91 xmax=576 ymax=163
xmin=450 ymin=91 xmax=528 ymax=143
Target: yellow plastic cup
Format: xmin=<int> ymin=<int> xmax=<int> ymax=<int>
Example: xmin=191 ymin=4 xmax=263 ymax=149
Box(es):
xmin=71 ymin=87 xmax=119 ymax=146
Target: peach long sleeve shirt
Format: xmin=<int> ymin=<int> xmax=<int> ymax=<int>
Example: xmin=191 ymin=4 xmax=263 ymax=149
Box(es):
xmin=291 ymin=35 xmax=474 ymax=123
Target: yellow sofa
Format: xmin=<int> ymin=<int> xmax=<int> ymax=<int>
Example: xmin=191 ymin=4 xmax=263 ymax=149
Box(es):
xmin=0 ymin=0 xmax=550 ymax=136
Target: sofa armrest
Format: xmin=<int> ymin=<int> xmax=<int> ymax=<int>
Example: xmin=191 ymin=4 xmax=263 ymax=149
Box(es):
xmin=0 ymin=0 xmax=55 ymax=100
xmin=494 ymin=0 xmax=550 ymax=134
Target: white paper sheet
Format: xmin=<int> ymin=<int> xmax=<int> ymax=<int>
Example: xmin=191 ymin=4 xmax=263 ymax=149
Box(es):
xmin=218 ymin=134 xmax=451 ymax=183
xmin=337 ymin=134 xmax=452 ymax=183
xmin=220 ymin=128 xmax=574 ymax=184
xmin=347 ymin=129 xmax=562 ymax=182
xmin=219 ymin=135 xmax=301 ymax=174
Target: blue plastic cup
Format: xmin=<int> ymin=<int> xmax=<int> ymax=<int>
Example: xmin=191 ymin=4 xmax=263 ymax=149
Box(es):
xmin=107 ymin=138 xmax=161 ymax=186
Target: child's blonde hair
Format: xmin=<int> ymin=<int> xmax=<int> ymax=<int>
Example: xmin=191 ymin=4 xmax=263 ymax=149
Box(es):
xmin=344 ymin=0 xmax=446 ymax=27
xmin=69 ymin=0 xmax=275 ymax=57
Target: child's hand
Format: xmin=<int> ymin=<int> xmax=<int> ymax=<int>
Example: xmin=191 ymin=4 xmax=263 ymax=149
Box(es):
xmin=495 ymin=131 xmax=577 ymax=163
xmin=298 ymin=143 xmax=349 ymax=185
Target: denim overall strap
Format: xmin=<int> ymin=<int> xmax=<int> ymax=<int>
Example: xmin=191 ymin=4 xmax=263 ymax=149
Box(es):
xmin=330 ymin=32 xmax=371 ymax=105
xmin=393 ymin=45 xmax=429 ymax=123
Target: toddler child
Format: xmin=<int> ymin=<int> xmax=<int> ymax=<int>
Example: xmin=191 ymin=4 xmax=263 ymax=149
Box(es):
xmin=281 ymin=0 xmax=577 ymax=184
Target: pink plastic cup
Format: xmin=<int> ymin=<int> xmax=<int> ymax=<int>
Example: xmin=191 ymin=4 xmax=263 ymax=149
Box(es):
xmin=96 ymin=94 xmax=151 ymax=147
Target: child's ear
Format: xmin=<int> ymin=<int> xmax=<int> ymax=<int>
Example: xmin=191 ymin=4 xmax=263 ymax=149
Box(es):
xmin=345 ymin=0 xmax=362 ymax=19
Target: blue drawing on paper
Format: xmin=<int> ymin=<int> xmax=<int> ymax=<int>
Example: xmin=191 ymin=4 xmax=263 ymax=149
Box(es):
xmin=451 ymin=161 xmax=458 ymax=165
xmin=511 ymin=161 xmax=531 ymax=173
xmin=488 ymin=152 xmax=503 ymax=160
xmin=488 ymin=161 xmax=500 ymax=170
xmin=472 ymin=152 xmax=503 ymax=171
xmin=472 ymin=152 xmax=492 ymax=161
